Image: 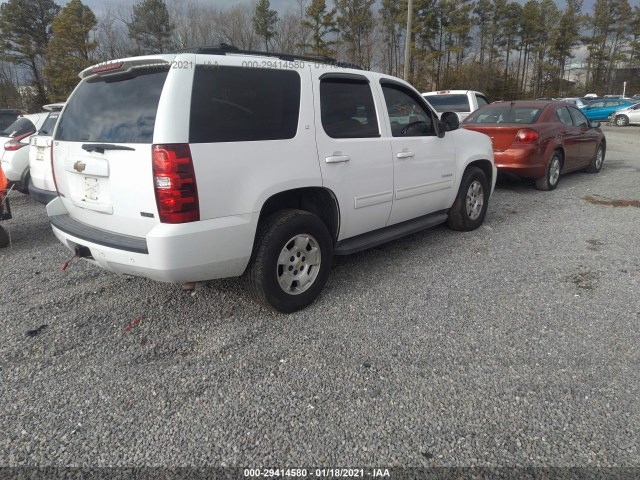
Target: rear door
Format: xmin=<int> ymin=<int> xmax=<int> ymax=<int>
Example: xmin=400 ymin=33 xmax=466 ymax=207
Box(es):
xmin=555 ymin=106 xmax=581 ymax=169
xmin=52 ymin=59 xmax=182 ymax=237
xmin=29 ymin=112 xmax=60 ymax=192
xmin=314 ymin=72 xmax=393 ymax=240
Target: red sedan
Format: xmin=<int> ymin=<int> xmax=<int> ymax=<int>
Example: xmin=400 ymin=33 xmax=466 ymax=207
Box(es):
xmin=462 ymin=101 xmax=606 ymax=190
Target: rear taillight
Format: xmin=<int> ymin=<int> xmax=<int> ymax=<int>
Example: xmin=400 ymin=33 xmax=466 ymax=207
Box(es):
xmin=152 ymin=144 xmax=199 ymax=223
xmin=51 ymin=143 xmax=59 ymax=194
xmin=514 ymin=129 xmax=539 ymax=144
xmin=4 ymin=132 xmax=31 ymax=151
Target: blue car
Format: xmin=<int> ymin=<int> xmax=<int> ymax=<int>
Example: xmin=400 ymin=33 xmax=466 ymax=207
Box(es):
xmin=582 ymin=99 xmax=635 ymax=121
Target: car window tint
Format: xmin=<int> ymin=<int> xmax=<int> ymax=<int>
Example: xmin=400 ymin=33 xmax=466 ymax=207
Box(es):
xmin=556 ymin=107 xmax=573 ymax=126
xmin=0 ymin=113 xmax=19 ymax=131
xmin=3 ymin=117 xmax=36 ymax=138
xmin=569 ymin=107 xmax=589 ymax=127
xmin=476 ymin=95 xmax=489 ymax=108
xmin=190 ymin=66 xmax=301 ymax=143
xmin=465 ymin=107 xmax=541 ymax=124
xmin=424 ymin=94 xmax=469 ymax=112
xmin=55 ymin=67 xmax=169 ymax=143
xmin=38 ymin=112 xmax=60 ymax=136
xmin=320 ymin=79 xmax=379 ymax=139
xmin=381 ymin=83 xmax=435 ymax=137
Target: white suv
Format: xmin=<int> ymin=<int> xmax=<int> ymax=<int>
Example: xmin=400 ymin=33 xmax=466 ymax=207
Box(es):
xmin=48 ymin=46 xmax=496 ymax=313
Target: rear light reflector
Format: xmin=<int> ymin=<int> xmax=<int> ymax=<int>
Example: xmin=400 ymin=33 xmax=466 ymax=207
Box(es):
xmin=152 ymin=144 xmax=199 ymax=223
xmin=514 ymin=129 xmax=539 ymax=144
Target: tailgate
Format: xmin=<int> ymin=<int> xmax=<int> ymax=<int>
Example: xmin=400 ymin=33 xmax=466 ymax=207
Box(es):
xmin=52 ymin=60 xmax=178 ymax=238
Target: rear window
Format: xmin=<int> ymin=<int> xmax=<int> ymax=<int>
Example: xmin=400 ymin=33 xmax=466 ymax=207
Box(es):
xmin=0 ymin=112 xmax=20 ymax=131
xmin=38 ymin=112 xmax=60 ymax=136
xmin=465 ymin=106 xmax=542 ymax=124
xmin=189 ymin=66 xmax=300 ymax=143
xmin=424 ymin=94 xmax=470 ymax=112
xmin=1 ymin=117 xmax=36 ymax=138
xmin=55 ymin=67 xmax=169 ymax=143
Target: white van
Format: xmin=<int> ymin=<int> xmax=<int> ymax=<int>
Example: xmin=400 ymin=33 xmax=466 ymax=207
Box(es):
xmin=48 ymin=46 xmax=495 ymax=312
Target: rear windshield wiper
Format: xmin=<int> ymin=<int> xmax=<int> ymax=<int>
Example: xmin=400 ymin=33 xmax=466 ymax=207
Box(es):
xmin=82 ymin=143 xmax=136 ymax=154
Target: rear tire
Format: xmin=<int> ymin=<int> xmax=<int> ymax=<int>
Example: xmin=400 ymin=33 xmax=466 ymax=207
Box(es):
xmin=536 ymin=151 xmax=562 ymax=191
xmin=615 ymin=115 xmax=629 ymax=127
xmin=585 ymin=143 xmax=605 ymax=173
xmin=0 ymin=226 xmax=9 ymax=248
xmin=447 ymin=166 xmax=489 ymax=231
xmin=244 ymin=209 xmax=333 ymax=313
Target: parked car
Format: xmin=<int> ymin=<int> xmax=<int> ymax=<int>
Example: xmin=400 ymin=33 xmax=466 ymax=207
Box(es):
xmin=28 ymin=103 xmax=65 ymax=204
xmin=47 ymin=46 xmax=496 ymax=313
xmin=581 ymin=99 xmax=635 ymax=121
xmin=609 ymin=102 xmax=640 ymax=126
xmin=462 ymin=100 xmax=605 ymax=191
xmin=0 ymin=109 xmax=25 ymax=131
xmin=0 ymin=112 xmax=51 ymax=193
xmin=422 ymin=90 xmax=489 ymax=120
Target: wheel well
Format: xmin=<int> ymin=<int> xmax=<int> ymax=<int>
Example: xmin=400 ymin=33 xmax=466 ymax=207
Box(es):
xmin=466 ymin=159 xmax=493 ymax=187
xmin=257 ymin=187 xmax=340 ymax=242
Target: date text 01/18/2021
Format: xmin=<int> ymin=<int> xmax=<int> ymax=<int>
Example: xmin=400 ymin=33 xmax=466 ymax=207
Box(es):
xmin=243 ymin=468 xmax=391 ymax=478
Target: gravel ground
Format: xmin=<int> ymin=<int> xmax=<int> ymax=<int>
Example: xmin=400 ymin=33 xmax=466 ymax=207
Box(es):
xmin=0 ymin=125 xmax=639 ymax=469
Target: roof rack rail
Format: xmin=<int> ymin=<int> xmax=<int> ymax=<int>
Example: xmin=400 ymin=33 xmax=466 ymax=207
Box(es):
xmin=169 ymin=43 xmax=363 ymax=70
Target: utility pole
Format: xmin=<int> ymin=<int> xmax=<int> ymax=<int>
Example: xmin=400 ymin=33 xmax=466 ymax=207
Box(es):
xmin=403 ymin=0 xmax=413 ymax=82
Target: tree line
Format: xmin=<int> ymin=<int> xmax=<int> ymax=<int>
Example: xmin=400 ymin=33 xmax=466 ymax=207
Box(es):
xmin=1 ymin=0 xmax=638 ymax=111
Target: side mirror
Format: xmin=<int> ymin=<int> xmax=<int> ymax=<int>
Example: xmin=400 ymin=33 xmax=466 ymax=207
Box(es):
xmin=440 ymin=111 xmax=460 ymax=133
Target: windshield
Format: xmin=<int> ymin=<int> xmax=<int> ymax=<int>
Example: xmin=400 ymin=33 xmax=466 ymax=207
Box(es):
xmin=37 ymin=111 xmax=60 ymax=136
xmin=465 ymin=106 xmax=543 ymax=124
xmin=55 ymin=67 xmax=169 ymax=143
xmin=424 ymin=94 xmax=470 ymax=112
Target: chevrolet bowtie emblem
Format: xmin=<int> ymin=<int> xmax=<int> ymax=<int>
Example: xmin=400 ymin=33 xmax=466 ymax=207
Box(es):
xmin=73 ymin=161 xmax=86 ymax=173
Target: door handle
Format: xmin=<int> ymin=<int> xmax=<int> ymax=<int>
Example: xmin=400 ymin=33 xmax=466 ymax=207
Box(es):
xmin=325 ymin=155 xmax=350 ymax=163
xmin=396 ymin=151 xmax=415 ymax=159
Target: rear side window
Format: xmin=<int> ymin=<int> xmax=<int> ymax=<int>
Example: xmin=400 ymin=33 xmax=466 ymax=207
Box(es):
xmin=320 ymin=78 xmax=379 ymax=139
xmin=38 ymin=112 xmax=60 ymax=136
xmin=556 ymin=107 xmax=573 ymax=126
xmin=55 ymin=67 xmax=169 ymax=143
xmin=424 ymin=94 xmax=469 ymax=112
xmin=0 ymin=112 xmax=20 ymax=131
xmin=2 ymin=118 xmax=35 ymax=138
xmin=189 ymin=66 xmax=300 ymax=143
xmin=476 ymin=94 xmax=489 ymax=108
xmin=569 ymin=107 xmax=589 ymax=127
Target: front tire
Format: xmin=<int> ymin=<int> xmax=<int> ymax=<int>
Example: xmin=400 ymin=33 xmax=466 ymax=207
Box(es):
xmin=615 ymin=115 xmax=629 ymax=127
xmin=585 ymin=143 xmax=605 ymax=173
xmin=244 ymin=209 xmax=333 ymax=313
xmin=536 ymin=151 xmax=562 ymax=191
xmin=447 ymin=166 xmax=489 ymax=231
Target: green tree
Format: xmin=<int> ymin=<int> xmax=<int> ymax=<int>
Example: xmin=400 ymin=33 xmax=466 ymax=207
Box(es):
xmin=549 ymin=0 xmax=584 ymax=96
xmin=336 ymin=0 xmax=376 ymax=69
xmin=301 ymin=0 xmax=337 ymax=57
xmin=253 ymin=0 xmax=278 ymax=52
xmin=128 ymin=0 xmax=174 ymax=54
xmin=45 ymin=0 xmax=97 ymax=101
xmin=379 ymin=0 xmax=404 ymax=76
xmin=0 ymin=0 xmax=60 ymax=108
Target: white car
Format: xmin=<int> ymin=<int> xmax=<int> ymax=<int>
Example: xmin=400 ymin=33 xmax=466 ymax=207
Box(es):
xmin=28 ymin=103 xmax=65 ymax=204
xmin=422 ymin=90 xmax=489 ymax=121
xmin=610 ymin=102 xmax=640 ymax=126
xmin=48 ymin=46 xmax=496 ymax=313
xmin=0 ymin=112 xmax=49 ymax=193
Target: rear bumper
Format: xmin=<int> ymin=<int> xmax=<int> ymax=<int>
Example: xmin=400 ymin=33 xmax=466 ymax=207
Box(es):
xmin=46 ymin=197 xmax=259 ymax=283
xmin=28 ymin=179 xmax=57 ymax=205
xmin=494 ymin=147 xmax=546 ymax=179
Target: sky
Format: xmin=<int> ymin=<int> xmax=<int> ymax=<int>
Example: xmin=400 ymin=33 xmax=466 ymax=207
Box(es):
xmin=0 ymin=0 xmax=600 ymax=17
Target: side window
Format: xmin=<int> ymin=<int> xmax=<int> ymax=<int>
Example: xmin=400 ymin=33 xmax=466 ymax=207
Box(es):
xmin=189 ymin=66 xmax=300 ymax=143
xmin=556 ymin=107 xmax=573 ymax=126
xmin=590 ymin=101 xmax=605 ymax=108
xmin=569 ymin=107 xmax=589 ymax=127
xmin=476 ymin=95 xmax=489 ymax=108
xmin=381 ymin=83 xmax=435 ymax=137
xmin=320 ymin=78 xmax=380 ymax=139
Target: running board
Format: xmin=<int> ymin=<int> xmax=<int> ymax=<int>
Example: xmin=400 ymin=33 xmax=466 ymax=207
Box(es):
xmin=334 ymin=210 xmax=448 ymax=256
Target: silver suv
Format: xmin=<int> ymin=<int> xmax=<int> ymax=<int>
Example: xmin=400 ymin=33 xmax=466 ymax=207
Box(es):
xmin=48 ymin=45 xmax=496 ymax=313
